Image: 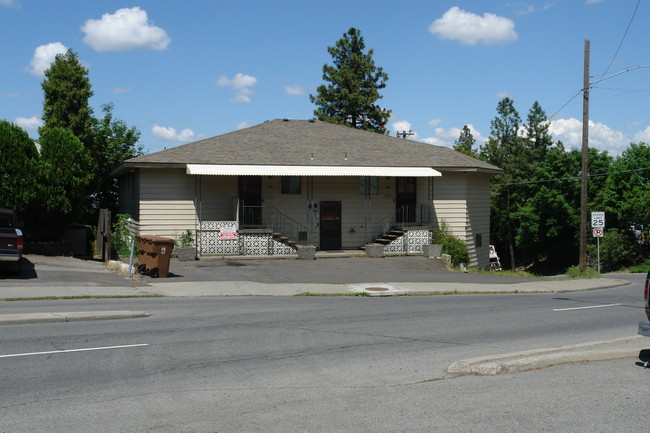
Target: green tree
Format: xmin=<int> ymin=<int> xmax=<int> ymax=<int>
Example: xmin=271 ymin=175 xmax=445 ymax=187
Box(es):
xmin=40 ymin=49 xmax=94 ymax=146
xmin=595 ymin=142 xmax=649 ymax=228
xmin=36 ymin=127 xmax=92 ymax=239
xmin=0 ymin=120 xmax=39 ymax=212
xmin=87 ymin=103 xmax=143 ymax=220
xmin=480 ymin=97 xmax=526 ymax=270
xmin=453 ymin=125 xmax=477 ymax=157
xmin=524 ymin=101 xmax=553 ymax=162
xmin=310 ymin=28 xmax=390 ymax=133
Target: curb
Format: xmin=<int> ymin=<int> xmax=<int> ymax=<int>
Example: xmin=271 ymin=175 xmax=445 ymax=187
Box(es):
xmin=0 ymin=311 xmax=150 ymax=325
xmin=447 ymin=335 xmax=649 ymax=375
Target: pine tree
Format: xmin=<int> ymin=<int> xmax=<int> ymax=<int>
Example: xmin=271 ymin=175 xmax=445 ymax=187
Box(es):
xmin=453 ymin=125 xmax=477 ymax=156
xmin=310 ymin=28 xmax=390 ymax=133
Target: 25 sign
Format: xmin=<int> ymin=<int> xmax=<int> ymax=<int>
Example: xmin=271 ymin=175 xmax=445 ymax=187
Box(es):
xmin=591 ymin=211 xmax=605 ymax=228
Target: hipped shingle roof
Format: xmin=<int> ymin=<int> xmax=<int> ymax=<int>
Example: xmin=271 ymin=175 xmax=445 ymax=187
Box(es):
xmin=113 ymin=119 xmax=501 ymax=176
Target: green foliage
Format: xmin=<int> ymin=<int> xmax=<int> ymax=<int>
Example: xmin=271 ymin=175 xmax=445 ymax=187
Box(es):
xmin=40 ymin=49 xmax=94 ymax=146
xmin=432 ymin=222 xmax=470 ymax=268
xmin=629 ymin=258 xmax=650 ymax=273
xmin=87 ymin=103 xmax=143 ymax=220
xmin=565 ymin=265 xmax=600 ymax=279
xmin=111 ymin=213 xmax=135 ymax=257
xmin=587 ymin=227 xmax=645 ymax=272
xmin=0 ymin=120 xmax=39 ymax=212
xmin=453 ymin=125 xmax=477 ymax=157
xmin=179 ymin=229 xmax=194 ymax=248
xmin=310 ymin=28 xmax=391 ymax=133
xmin=30 ymin=127 xmax=92 ymax=240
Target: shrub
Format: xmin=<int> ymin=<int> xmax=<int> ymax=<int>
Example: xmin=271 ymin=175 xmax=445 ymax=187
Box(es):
xmin=178 ymin=229 xmax=194 ymax=248
xmin=432 ymin=221 xmax=470 ymax=268
xmin=111 ymin=213 xmax=135 ymax=257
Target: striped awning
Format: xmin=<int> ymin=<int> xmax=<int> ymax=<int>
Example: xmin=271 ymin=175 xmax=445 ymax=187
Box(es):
xmin=186 ymin=164 xmax=441 ymax=177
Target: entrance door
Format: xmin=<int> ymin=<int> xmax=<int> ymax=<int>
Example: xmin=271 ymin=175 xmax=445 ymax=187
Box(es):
xmin=396 ymin=177 xmax=417 ymax=224
xmin=320 ymin=201 xmax=341 ymax=250
xmin=238 ymin=176 xmax=262 ymax=226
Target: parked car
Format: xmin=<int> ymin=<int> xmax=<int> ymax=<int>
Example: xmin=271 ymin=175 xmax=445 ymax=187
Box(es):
xmin=0 ymin=208 xmax=23 ymax=275
xmin=639 ymin=270 xmax=650 ymax=337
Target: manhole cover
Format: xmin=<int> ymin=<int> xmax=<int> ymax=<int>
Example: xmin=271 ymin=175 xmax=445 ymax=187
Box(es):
xmin=364 ymin=287 xmax=390 ymax=292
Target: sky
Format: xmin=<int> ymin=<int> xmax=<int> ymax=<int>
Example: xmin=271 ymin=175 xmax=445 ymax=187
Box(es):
xmin=1 ymin=0 xmax=648 ymax=156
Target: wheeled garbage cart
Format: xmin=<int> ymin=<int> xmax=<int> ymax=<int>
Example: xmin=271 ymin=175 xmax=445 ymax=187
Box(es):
xmin=136 ymin=235 xmax=174 ymax=278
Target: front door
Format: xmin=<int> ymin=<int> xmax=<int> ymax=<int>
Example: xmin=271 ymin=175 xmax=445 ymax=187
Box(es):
xmin=238 ymin=176 xmax=262 ymax=226
xmin=320 ymin=201 xmax=341 ymax=250
xmin=396 ymin=177 xmax=417 ymax=223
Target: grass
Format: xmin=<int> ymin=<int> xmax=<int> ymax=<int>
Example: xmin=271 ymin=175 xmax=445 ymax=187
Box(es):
xmin=469 ymin=268 xmax=539 ymax=277
xmin=628 ymin=258 xmax=650 ymax=273
xmin=565 ymin=265 xmax=600 ymax=279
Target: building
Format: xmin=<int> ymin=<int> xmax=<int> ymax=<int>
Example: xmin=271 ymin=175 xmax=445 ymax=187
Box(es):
xmin=112 ymin=119 xmax=501 ymax=267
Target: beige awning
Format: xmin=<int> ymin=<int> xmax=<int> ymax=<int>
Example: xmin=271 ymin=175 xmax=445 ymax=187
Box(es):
xmin=186 ymin=164 xmax=441 ymax=177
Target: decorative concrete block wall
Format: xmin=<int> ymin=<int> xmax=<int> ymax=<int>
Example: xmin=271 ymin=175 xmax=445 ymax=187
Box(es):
xmin=199 ymin=221 xmax=297 ymax=256
xmin=384 ymin=229 xmax=432 ymax=253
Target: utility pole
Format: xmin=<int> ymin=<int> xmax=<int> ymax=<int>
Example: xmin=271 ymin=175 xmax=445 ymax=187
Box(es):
xmin=396 ymin=130 xmax=414 ymax=139
xmin=579 ymin=39 xmax=590 ymax=273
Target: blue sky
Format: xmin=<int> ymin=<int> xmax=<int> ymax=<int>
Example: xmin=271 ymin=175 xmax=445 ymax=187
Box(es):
xmin=1 ymin=0 xmax=648 ymax=155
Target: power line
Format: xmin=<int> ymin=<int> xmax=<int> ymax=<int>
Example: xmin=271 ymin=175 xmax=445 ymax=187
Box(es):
xmin=598 ymin=0 xmax=641 ymax=79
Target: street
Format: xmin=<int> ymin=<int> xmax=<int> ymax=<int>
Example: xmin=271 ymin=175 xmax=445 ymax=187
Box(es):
xmin=0 ymin=275 xmax=648 ymax=432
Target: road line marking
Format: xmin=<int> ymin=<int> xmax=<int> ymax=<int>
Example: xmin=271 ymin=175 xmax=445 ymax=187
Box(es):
xmin=0 ymin=343 xmax=149 ymax=359
xmin=553 ymin=303 xmax=621 ymax=312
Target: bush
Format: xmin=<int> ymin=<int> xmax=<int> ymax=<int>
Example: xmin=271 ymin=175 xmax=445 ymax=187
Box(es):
xmin=432 ymin=222 xmax=470 ymax=268
xmin=587 ymin=227 xmax=644 ymax=272
xmin=111 ymin=213 xmax=135 ymax=257
xmin=178 ymin=229 xmax=194 ymax=248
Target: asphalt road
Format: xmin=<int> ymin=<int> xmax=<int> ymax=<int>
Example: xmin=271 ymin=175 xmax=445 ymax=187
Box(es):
xmin=1 ymin=276 xmax=647 ymax=432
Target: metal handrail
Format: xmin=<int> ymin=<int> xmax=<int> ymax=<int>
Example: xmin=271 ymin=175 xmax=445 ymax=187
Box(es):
xmin=241 ymin=205 xmax=308 ymax=242
xmin=365 ymin=205 xmax=433 ymax=244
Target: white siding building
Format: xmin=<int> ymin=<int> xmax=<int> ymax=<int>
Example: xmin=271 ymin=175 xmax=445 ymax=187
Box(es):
xmin=113 ymin=119 xmax=501 ymax=268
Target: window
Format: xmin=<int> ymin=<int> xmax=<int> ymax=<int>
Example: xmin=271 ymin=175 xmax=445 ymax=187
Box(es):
xmin=475 ymin=233 xmax=482 ymax=248
xmin=358 ymin=176 xmax=378 ymax=195
xmin=281 ymin=176 xmax=301 ymax=194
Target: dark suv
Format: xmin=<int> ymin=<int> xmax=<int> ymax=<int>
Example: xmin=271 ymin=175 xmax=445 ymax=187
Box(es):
xmin=0 ymin=208 xmax=24 ymax=275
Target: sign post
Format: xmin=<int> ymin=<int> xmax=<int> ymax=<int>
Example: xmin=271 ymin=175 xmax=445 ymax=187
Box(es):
xmin=591 ymin=212 xmax=605 ymax=273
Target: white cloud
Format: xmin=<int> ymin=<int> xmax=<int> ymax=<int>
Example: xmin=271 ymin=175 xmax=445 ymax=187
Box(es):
xmin=586 ymin=0 xmax=603 ymax=4
xmin=111 ymin=87 xmax=132 ymax=94
xmin=428 ymin=118 xmax=442 ymax=127
xmin=390 ymin=120 xmax=420 ymax=139
xmin=235 ymin=121 xmax=251 ymax=130
xmin=1 ymin=0 xmax=17 ymax=7
xmin=14 ymin=116 xmax=42 ymax=130
xmin=548 ymin=118 xmax=629 ymax=154
xmin=217 ymin=73 xmax=258 ymax=103
xmin=429 ymin=7 xmax=518 ymax=46
xmin=82 ymin=7 xmax=170 ymax=52
xmin=27 ymin=42 xmax=67 ymax=77
xmin=152 ymin=124 xmax=196 ymax=142
xmin=284 ymin=85 xmax=305 ymax=96
xmin=5 ymin=92 xmax=21 ymax=98
xmin=422 ymin=124 xmax=487 ymax=148
xmin=632 ymin=126 xmax=650 ymax=144
xmin=495 ymin=91 xmax=514 ymax=100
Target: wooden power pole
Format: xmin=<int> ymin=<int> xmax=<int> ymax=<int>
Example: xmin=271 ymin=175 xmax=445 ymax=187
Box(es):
xmin=579 ymin=40 xmax=590 ymax=273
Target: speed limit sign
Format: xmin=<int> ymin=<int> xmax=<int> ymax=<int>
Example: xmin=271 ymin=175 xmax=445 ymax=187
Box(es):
xmin=591 ymin=211 xmax=605 ymax=228
xmin=593 ymin=227 xmax=604 ymax=237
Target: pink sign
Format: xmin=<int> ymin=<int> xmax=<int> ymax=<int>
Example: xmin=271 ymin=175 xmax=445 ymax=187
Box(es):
xmin=219 ymin=227 xmax=237 ymax=240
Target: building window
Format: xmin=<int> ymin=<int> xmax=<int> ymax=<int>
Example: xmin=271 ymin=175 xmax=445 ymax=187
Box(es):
xmin=358 ymin=176 xmax=378 ymax=195
xmin=475 ymin=233 xmax=482 ymax=248
xmin=281 ymin=176 xmax=301 ymax=194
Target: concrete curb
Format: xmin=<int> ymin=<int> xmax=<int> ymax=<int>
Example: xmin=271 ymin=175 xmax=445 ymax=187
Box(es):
xmin=447 ymin=335 xmax=649 ymax=375
xmin=0 ymin=311 xmax=150 ymax=325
